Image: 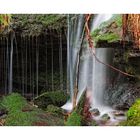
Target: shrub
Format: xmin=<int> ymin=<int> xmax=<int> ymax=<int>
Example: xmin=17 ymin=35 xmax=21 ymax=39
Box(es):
xmin=120 ymin=99 xmax=140 ymax=126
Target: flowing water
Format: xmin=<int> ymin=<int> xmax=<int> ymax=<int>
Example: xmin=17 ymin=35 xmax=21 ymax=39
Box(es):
xmin=62 ymin=14 xmax=126 ymax=125
xmin=9 ymin=32 xmax=15 ymax=94
xmin=0 ymin=29 xmax=65 ymax=100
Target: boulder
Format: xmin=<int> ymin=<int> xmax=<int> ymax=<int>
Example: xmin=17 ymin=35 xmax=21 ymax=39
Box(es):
xmin=101 ymin=114 xmax=110 ymax=122
xmin=45 ymin=104 xmax=64 ymax=117
xmin=90 ymin=108 xmax=100 ymax=116
xmin=104 ymin=83 xmax=140 ymax=110
xmin=34 ymin=91 xmax=68 ymax=109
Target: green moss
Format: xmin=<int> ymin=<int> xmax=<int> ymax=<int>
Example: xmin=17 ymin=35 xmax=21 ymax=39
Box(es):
xmin=91 ymin=14 xmax=122 ymax=46
xmin=46 ymin=104 xmax=63 ymax=116
xmin=120 ymin=99 xmax=140 ymax=126
xmin=96 ymin=33 xmax=119 ymax=42
xmin=34 ymin=91 xmax=69 ymax=109
xmin=65 ymin=111 xmax=82 ymax=126
xmin=11 ymin=14 xmax=66 ymax=36
xmin=127 ymin=99 xmax=140 ymax=119
xmin=1 ymin=93 xmax=28 ymax=113
xmin=1 ymin=93 xmax=41 ymax=126
xmin=0 ymin=93 xmax=65 ymax=126
xmin=5 ymin=111 xmax=37 ymax=126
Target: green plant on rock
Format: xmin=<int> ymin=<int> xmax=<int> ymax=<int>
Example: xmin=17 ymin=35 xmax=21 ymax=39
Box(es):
xmin=127 ymin=99 xmax=140 ymax=119
xmin=95 ymin=33 xmax=120 ymax=43
xmin=120 ymin=99 xmax=140 ymax=126
xmin=5 ymin=111 xmax=37 ymax=126
xmin=91 ymin=14 xmax=122 ymax=46
xmin=65 ymin=111 xmax=82 ymax=126
xmin=1 ymin=93 xmax=28 ymax=113
xmin=34 ymin=91 xmax=69 ymax=109
xmin=46 ymin=104 xmax=63 ymax=116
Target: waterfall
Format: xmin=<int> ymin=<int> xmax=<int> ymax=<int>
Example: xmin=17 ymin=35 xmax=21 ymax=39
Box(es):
xmin=91 ymin=14 xmax=113 ymax=31
xmin=9 ymin=31 xmax=15 ymax=94
xmin=36 ymin=36 xmax=39 ymax=97
xmin=29 ymin=36 xmax=32 ymax=93
xmin=59 ymin=30 xmax=63 ymax=91
xmin=5 ymin=38 xmax=9 ymax=94
xmin=45 ymin=36 xmax=48 ymax=88
xmin=50 ymin=31 xmax=54 ymax=91
xmin=62 ymin=14 xmax=85 ymax=110
xmin=21 ymin=36 xmax=25 ymax=95
xmin=62 ymin=14 xmax=114 ymax=112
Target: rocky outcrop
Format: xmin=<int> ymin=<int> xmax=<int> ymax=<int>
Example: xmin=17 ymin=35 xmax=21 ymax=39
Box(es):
xmin=104 ymin=83 xmax=140 ymax=110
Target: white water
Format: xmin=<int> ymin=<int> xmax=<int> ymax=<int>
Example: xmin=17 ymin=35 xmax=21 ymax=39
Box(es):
xmin=92 ymin=14 xmax=113 ymax=31
xmin=62 ymin=14 xmax=113 ymax=111
xmin=62 ymin=14 xmax=127 ymax=124
xmin=9 ymin=32 xmax=15 ymax=94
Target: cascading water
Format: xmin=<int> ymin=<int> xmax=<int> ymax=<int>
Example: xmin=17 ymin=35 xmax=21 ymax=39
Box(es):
xmin=62 ymin=14 xmax=85 ymax=110
xmin=9 ymin=31 xmax=15 ymax=94
xmin=63 ymin=14 xmax=126 ymax=125
xmin=59 ymin=31 xmax=63 ymax=91
xmin=91 ymin=14 xmax=113 ymax=31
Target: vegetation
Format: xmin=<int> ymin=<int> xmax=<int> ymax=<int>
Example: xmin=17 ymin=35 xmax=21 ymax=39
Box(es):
xmin=34 ymin=91 xmax=69 ymax=109
xmin=46 ymin=104 xmax=63 ymax=117
xmin=0 ymin=14 xmax=11 ymax=33
xmin=93 ymin=33 xmax=120 ymax=43
xmin=91 ymin=14 xmax=122 ymax=45
xmin=0 ymin=93 xmax=65 ymax=126
xmin=120 ymin=99 xmax=140 ymax=126
xmin=65 ymin=111 xmax=82 ymax=126
xmin=1 ymin=93 xmax=27 ymax=113
xmin=11 ymin=14 xmax=66 ymax=36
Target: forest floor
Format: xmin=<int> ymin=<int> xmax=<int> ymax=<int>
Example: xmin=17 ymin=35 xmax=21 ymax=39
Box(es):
xmin=0 ymin=93 xmax=65 ymax=126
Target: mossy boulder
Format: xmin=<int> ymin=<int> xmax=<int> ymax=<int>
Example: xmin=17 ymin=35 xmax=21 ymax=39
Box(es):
xmin=101 ymin=114 xmax=110 ymax=122
xmin=45 ymin=104 xmax=64 ymax=117
xmin=1 ymin=93 xmax=28 ymax=113
xmin=0 ymin=92 xmax=65 ymax=126
xmin=65 ymin=111 xmax=82 ymax=126
xmin=120 ymin=99 xmax=140 ymax=126
xmin=34 ymin=91 xmax=68 ymax=109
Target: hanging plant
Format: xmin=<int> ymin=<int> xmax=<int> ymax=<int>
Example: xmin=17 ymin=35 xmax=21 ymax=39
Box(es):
xmin=0 ymin=14 xmax=11 ymax=33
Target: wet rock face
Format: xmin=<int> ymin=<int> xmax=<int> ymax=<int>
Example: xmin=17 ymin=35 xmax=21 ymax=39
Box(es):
xmin=104 ymin=83 xmax=140 ymax=110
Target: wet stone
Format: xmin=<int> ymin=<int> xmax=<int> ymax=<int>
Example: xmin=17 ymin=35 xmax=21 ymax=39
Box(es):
xmin=101 ymin=114 xmax=110 ymax=122
xmin=90 ymin=108 xmax=100 ymax=116
xmin=112 ymin=110 xmax=125 ymax=117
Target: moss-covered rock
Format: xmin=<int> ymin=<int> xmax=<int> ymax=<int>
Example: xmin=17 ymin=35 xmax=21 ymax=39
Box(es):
xmin=45 ymin=104 xmax=64 ymax=117
xmin=0 ymin=92 xmax=65 ymax=126
xmin=1 ymin=93 xmax=28 ymax=113
xmin=91 ymin=14 xmax=122 ymax=46
xmin=65 ymin=111 xmax=82 ymax=126
xmin=120 ymin=99 xmax=140 ymax=126
xmin=11 ymin=14 xmax=66 ymax=36
xmin=34 ymin=91 xmax=69 ymax=109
